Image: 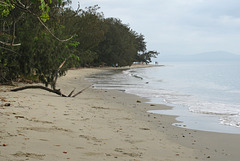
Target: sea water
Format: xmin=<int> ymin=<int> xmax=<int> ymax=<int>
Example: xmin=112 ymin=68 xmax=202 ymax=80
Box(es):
xmin=86 ymin=61 xmax=240 ymax=134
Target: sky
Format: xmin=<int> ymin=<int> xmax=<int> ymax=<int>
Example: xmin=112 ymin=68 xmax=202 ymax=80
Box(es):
xmin=70 ymin=0 xmax=240 ymax=56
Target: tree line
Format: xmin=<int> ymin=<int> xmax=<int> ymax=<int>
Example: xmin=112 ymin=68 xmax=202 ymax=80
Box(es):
xmin=0 ymin=0 xmax=159 ymax=86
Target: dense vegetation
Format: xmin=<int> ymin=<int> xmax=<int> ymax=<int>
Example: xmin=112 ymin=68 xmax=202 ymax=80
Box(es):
xmin=0 ymin=0 xmax=159 ymax=86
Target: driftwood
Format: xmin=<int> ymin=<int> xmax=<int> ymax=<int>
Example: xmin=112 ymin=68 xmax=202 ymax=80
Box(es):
xmin=67 ymin=88 xmax=76 ymax=97
xmin=11 ymin=85 xmax=92 ymax=97
xmin=72 ymin=85 xmax=92 ymax=97
xmin=11 ymin=85 xmax=67 ymax=97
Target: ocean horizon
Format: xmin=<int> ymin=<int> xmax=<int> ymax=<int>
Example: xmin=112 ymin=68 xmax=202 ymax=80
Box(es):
xmin=87 ymin=60 xmax=240 ymax=134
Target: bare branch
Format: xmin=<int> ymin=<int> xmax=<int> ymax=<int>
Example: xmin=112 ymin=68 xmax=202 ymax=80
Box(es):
xmin=68 ymin=88 xmax=76 ymax=97
xmin=11 ymin=21 xmax=16 ymax=45
xmin=0 ymin=46 xmax=18 ymax=54
xmin=76 ymin=1 xmax=81 ymax=12
xmin=52 ymin=54 xmax=73 ymax=90
xmin=11 ymin=85 xmax=67 ymax=97
xmin=16 ymin=0 xmax=28 ymax=8
xmin=9 ymin=0 xmax=27 ymax=11
xmin=72 ymin=85 xmax=92 ymax=97
xmin=0 ymin=40 xmax=21 ymax=46
xmin=12 ymin=0 xmax=75 ymax=42
xmin=37 ymin=17 xmax=75 ymax=42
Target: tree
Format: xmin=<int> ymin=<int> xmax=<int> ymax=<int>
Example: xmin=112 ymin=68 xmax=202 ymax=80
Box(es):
xmin=136 ymin=51 xmax=159 ymax=64
xmin=0 ymin=0 xmax=75 ymax=84
xmin=1 ymin=2 xmax=160 ymax=86
xmin=69 ymin=5 xmax=106 ymax=67
xmin=95 ymin=18 xmax=141 ymax=66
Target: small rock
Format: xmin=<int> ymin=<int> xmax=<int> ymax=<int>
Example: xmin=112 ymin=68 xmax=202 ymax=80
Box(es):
xmin=140 ymin=128 xmax=150 ymax=130
xmin=4 ymin=103 xmax=10 ymax=106
xmin=15 ymin=116 xmax=24 ymax=119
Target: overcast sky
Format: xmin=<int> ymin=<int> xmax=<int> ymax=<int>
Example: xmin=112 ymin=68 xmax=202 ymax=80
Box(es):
xmin=71 ymin=0 xmax=240 ymax=56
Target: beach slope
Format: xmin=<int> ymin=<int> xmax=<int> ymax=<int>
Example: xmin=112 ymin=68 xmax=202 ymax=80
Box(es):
xmin=0 ymin=68 xmax=240 ymax=161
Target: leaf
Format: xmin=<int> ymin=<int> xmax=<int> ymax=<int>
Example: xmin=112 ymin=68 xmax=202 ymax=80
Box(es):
xmin=46 ymin=6 xmax=50 ymax=13
xmin=58 ymin=0 xmax=63 ymax=5
xmin=71 ymin=55 xmax=80 ymax=61
xmin=41 ymin=0 xmax=45 ymax=12
xmin=41 ymin=12 xmax=49 ymax=22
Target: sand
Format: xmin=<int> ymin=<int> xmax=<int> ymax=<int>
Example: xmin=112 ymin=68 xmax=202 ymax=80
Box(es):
xmin=1 ymin=67 xmax=240 ymax=161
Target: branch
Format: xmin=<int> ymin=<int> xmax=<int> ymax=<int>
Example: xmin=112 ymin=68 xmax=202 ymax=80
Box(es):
xmin=76 ymin=1 xmax=81 ymax=12
xmin=11 ymin=20 xmax=16 ymax=45
xmin=11 ymin=85 xmax=67 ymax=97
xmin=0 ymin=1 xmax=11 ymax=6
xmin=72 ymin=85 xmax=92 ymax=97
xmin=0 ymin=46 xmax=18 ymax=54
xmin=13 ymin=0 xmax=75 ymax=42
xmin=68 ymin=88 xmax=76 ymax=97
xmin=0 ymin=40 xmax=21 ymax=46
xmin=52 ymin=54 xmax=73 ymax=90
xmin=9 ymin=0 xmax=28 ymax=11
xmin=6 ymin=0 xmax=75 ymax=44
xmin=11 ymin=85 xmax=91 ymax=98
xmin=37 ymin=17 xmax=75 ymax=42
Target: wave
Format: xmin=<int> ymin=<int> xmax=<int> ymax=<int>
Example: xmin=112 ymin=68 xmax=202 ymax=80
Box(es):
xmin=126 ymin=87 xmax=240 ymax=128
xmin=88 ymin=64 xmax=240 ymax=129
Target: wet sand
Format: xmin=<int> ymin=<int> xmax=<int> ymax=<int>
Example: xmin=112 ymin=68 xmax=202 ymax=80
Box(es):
xmin=1 ymin=67 xmax=240 ymax=161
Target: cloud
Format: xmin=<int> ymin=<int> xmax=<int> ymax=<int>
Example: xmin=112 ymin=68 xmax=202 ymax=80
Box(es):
xmin=71 ymin=0 xmax=240 ymax=55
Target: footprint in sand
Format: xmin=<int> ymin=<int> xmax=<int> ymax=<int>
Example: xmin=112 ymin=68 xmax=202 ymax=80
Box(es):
xmin=114 ymin=148 xmax=142 ymax=157
xmin=12 ymin=151 xmax=45 ymax=160
xmin=19 ymin=126 xmax=72 ymax=133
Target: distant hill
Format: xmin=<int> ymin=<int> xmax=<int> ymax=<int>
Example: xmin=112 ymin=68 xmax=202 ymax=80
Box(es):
xmin=158 ymin=51 xmax=240 ymax=62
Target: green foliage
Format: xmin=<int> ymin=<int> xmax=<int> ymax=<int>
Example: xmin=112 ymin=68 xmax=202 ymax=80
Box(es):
xmin=0 ymin=0 xmax=62 ymax=21
xmin=0 ymin=2 xmax=159 ymax=85
xmin=0 ymin=50 xmax=19 ymax=82
xmin=0 ymin=0 xmax=14 ymax=17
xmin=136 ymin=51 xmax=159 ymax=64
xmin=95 ymin=18 xmax=146 ymax=66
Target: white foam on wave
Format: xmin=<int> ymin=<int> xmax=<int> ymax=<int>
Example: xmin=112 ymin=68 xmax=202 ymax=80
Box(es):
xmin=88 ymin=66 xmax=240 ymax=129
xmin=188 ymin=101 xmax=240 ymax=128
xmin=220 ymin=116 xmax=240 ymax=127
xmin=122 ymin=70 xmax=132 ymax=76
xmin=165 ymin=94 xmax=240 ymax=128
xmin=126 ymin=87 xmax=240 ymax=128
xmin=188 ymin=102 xmax=240 ymax=115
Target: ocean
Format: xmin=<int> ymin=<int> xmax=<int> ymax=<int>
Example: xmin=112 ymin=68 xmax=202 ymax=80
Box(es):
xmin=86 ymin=61 xmax=240 ymax=134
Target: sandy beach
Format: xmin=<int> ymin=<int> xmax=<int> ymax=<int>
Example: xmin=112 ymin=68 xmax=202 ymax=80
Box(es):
xmin=1 ymin=67 xmax=240 ymax=161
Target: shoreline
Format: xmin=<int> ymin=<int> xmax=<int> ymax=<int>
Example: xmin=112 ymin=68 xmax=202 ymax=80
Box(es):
xmin=1 ymin=68 xmax=240 ymax=161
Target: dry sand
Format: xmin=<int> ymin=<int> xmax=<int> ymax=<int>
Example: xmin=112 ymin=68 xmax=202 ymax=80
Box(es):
xmin=1 ymin=67 xmax=240 ymax=161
